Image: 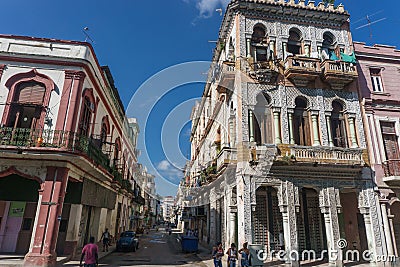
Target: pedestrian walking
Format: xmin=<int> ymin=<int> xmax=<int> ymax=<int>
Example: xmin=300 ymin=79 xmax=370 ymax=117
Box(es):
xmin=226 ymin=243 xmax=238 ymax=267
xmin=80 ymin=236 xmax=98 ymax=267
xmin=100 ymin=228 xmax=110 ymax=252
xmin=238 ymin=242 xmax=250 ymax=267
xmin=212 ymin=242 xmax=224 ymax=267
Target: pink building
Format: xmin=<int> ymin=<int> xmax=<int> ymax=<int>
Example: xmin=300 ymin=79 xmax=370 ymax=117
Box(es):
xmin=0 ymin=35 xmax=144 ymax=266
xmin=356 ymin=42 xmax=400 ymax=257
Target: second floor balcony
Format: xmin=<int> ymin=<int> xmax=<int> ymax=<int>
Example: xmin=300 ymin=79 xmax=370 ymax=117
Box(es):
xmin=321 ymin=60 xmax=358 ymax=90
xmin=216 ymin=62 xmax=235 ymax=95
xmin=382 ymin=160 xmax=400 ymax=186
xmin=284 ymin=56 xmax=321 ymax=87
xmin=216 ymin=147 xmax=237 ymax=171
xmin=277 ymin=144 xmax=366 ymax=166
xmin=0 ymin=126 xmax=114 ymax=174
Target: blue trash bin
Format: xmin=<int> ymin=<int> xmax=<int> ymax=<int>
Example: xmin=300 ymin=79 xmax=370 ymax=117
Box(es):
xmin=181 ymin=236 xmax=199 ymax=252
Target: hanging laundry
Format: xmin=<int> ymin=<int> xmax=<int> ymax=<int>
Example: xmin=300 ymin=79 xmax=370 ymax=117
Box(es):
xmin=329 ymin=51 xmax=339 ymax=61
xmin=340 ymin=51 xmax=357 ymax=64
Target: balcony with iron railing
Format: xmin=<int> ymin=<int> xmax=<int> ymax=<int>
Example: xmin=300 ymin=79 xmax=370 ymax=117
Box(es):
xmin=216 ymin=147 xmax=237 ymax=171
xmin=284 ymin=56 xmax=321 ymax=87
xmin=0 ymin=127 xmax=114 ymax=175
xmin=382 ymin=160 xmax=400 ymax=186
xmin=321 ymin=60 xmax=358 ymax=89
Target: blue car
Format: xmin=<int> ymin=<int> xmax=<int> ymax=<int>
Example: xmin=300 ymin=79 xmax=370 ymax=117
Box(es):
xmin=116 ymin=231 xmax=139 ymax=252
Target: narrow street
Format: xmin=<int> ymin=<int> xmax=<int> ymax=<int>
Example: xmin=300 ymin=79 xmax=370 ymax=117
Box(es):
xmin=61 ymin=229 xmax=210 ymax=267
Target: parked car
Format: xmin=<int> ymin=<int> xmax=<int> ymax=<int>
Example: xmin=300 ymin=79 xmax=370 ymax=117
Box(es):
xmin=116 ymin=231 xmax=139 ymax=252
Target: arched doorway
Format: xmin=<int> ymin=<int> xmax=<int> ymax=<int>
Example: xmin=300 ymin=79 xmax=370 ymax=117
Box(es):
xmin=0 ymin=174 xmax=40 ymax=254
xmin=253 ymin=186 xmax=283 ymax=255
xmin=297 ymin=188 xmax=327 ymax=257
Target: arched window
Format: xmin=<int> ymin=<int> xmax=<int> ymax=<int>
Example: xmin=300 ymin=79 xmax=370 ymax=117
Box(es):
xmin=322 ymin=32 xmax=336 ymax=59
xmin=7 ymin=81 xmax=46 ymax=129
xmin=252 ymin=25 xmax=266 ymax=43
xmin=287 ymin=28 xmax=302 ymax=56
xmin=253 ymin=93 xmax=273 ymax=145
xmin=100 ymin=116 xmax=110 ymax=147
xmin=331 ymin=101 xmax=348 ymax=148
xmin=114 ymin=137 xmax=121 ymax=167
xmin=251 ymin=25 xmax=269 ymax=62
xmin=2 ymin=69 xmax=55 ymax=130
xmin=293 ymin=97 xmax=311 ymax=146
xmin=79 ymin=96 xmax=93 ymax=137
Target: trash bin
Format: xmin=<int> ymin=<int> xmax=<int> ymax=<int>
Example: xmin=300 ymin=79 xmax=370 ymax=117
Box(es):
xmin=248 ymin=244 xmax=264 ymax=266
xmin=181 ymin=236 xmax=198 ymax=252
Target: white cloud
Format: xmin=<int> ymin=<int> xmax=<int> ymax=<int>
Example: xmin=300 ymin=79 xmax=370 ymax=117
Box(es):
xmin=186 ymin=0 xmax=230 ymax=18
xmin=157 ymin=160 xmax=171 ymax=171
xmin=157 ymin=160 xmax=183 ymax=180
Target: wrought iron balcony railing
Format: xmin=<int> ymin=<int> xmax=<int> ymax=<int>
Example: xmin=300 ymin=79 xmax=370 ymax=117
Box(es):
xmin=0 ymin=127 xmax=112 ymax=172
xmin=216 ymin=147 xmax=237 ymax=170
xmin=383 ymin=160 xmax=400 ymax=177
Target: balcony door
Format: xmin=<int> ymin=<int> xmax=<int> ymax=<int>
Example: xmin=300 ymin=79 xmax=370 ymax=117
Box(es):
xmin=331 ymin=101 xmax=348 ymax=148
xmin=381 ymin=122 xmax=400 ymax=160
xmin=294 ymin=97 xmax=311 ymax=146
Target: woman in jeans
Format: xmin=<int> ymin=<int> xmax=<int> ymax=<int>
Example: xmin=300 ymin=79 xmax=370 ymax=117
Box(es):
xmin=238 ymin=242 xmax=250 ymax=267
xmin=226 ymin=243 xmax=238 ymax=267
xmin=212 ymin=242 xmax=224 ymax=267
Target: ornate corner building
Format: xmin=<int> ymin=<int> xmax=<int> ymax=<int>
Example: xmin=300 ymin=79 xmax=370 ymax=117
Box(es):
xmin=179 ymin=1 xmax=392 ymax=266
xmin=0 ymin=36 xmax=155 ymax=266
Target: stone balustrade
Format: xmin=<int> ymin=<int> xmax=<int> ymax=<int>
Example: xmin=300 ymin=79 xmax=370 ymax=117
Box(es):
xmin=289 ymin=146 xmax=365 ymax=165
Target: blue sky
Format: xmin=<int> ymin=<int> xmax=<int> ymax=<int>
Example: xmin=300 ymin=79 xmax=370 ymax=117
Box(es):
xmin=3 ymin=0 xmax=399 ymax=196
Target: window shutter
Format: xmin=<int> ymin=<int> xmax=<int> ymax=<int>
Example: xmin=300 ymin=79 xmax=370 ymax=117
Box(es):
xmin=16 ymin=83 xmax=45 ymax=105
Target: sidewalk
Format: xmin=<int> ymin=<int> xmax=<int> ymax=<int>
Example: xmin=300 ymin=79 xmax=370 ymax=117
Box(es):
xmin=0 ymin=241 xmax=117 ymax=267
xmin=58 ymin=240 xmax=115 ymax=267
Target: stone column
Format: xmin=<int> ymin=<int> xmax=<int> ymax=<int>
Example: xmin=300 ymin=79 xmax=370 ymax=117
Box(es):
xmin=273 ymin=108 xmax=282 ymax=144
xmin=388 ymin=211 xmax=398 ymax=257
xmin=325 ymin=112 xmax=334 ymax=147
xmin=358 ymin=185 xmax=386 ymax=264
xmin=287 ymin=109 xmax=295 ymax=144
xmin=278 ymin=181 xmax=299 ymax=267
xmin=269 ymin=40 xmax=276 ymax=60
xmin=246 ymin=38 xmax=251 ymax=58
xmin=304 ymin=45 xmax=310 ymax=57
xmin=229 ymin=209 xmax=237 ymax=246
xmin=249 ymin=110 xmax=255 ymax=142
xmin=237 ymin=173 xmax=253 ymax=247
xmin=24 ymin=167 xmax=69 ymax=267
xmin=64 ymin=204 xmax=83 ymax=257
xmin=310 ymin=111 xmax=321 ymax=146
xmin=283 ymin=43 xmax=288 ymax=60
xmin=347 ymin=115 xmax=358 ymax=148
xmin=320 ymin=187 xmax=343 ymax=267
xmin=380 ymin=201 xmax=394 ymax=256
xmin=209 ymin=189 xmax=217 ymax=246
